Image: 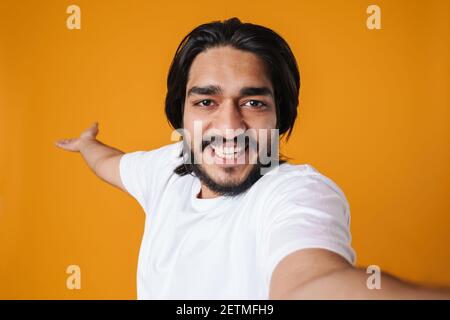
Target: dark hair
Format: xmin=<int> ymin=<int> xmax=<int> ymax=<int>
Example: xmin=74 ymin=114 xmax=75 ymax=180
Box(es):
xmin=165 ymin=17 xmax=300 ymax=176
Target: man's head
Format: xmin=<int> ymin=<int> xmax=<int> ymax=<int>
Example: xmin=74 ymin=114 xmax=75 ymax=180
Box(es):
xmin=165 ymin=17 xmax=300 ymax=197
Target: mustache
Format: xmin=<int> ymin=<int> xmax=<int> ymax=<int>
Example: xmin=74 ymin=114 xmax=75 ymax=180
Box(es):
xmin=200 ymin=134 xmax=257 ymax=152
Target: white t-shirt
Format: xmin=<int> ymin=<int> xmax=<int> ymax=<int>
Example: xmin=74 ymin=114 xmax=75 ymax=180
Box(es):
xmin=119 ymin=142 xmax=356 ymax=299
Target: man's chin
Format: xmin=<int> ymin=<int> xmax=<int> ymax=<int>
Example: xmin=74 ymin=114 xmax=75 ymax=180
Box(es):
xmin=191 ymin=162 xmax=263 ymax=197
xmin=205 ymin=163 xmax=252 ymax=183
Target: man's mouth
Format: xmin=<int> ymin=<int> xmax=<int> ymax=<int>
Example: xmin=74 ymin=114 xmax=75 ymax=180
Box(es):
xmin=199 ymin=137 xmax=252 ymax=166
xmin=209 ymin=142 xmax=248 ymax=160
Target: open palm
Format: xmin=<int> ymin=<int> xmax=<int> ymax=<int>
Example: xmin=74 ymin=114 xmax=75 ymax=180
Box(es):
xmin=55 ymin=122 xmax=99 ymax=152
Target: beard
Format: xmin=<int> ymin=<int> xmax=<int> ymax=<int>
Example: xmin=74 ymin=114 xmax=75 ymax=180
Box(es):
xmin=178 ymin=128 xmax=285 ymax=197
xmin=189 ymin=150 xmax=264 ymax=197
xmin=179 ymin=132 xmax=280 ymax=197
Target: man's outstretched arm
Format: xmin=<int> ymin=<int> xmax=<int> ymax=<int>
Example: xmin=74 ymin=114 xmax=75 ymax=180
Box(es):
xmin=270 ymin=248 xmax=450 ymax=300
xmin=55 ymin=122 xmax=126 ymax=192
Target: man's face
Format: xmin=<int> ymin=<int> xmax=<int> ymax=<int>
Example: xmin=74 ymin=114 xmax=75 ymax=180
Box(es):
xmin=182 ymin=46 xmax=277 ymax=197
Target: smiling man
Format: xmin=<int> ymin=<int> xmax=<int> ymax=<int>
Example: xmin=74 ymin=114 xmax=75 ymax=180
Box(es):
xmin=179 ymin=45 xmax=280 ymax=198
xmin=56 ymin=18 xmax=449 ymax=299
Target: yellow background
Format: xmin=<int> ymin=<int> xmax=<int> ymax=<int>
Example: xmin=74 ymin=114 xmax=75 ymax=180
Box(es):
xmin=0 ymin=0 xmax=449 ymax=299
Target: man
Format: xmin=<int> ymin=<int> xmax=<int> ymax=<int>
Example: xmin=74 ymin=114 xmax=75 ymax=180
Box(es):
xmin=56 ymin=17 xmax=449 ymax=299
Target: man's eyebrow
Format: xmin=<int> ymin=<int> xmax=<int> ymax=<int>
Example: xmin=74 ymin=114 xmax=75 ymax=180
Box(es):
xmin=187 ymin=85 xmax=222 ymax=96
xmin=187 ymin=85 xmax=273 ymax=97
xmin=239 ymin=86 xmax=273 ymax=97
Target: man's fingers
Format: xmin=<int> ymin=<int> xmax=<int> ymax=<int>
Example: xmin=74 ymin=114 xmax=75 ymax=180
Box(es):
xmin=90 ymin=122 xmax=99 ymax=136
xmin=55 ymin=138 xmax=72 ymax=145
xmin=55 ymin=138 xmax=78 ymax=151
xmin=56 ymin=121 xmax=98 ymax=151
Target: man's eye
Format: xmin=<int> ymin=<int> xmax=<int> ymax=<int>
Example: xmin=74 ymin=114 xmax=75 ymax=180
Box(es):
xmin=243 ymin=100 xmax=266 ymax=108
xmin=194 ymin=99 xmax=215 ymax=107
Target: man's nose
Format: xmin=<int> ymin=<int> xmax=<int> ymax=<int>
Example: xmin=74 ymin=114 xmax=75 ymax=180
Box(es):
xmin=213 ymin=102 xmax=246 ymax=139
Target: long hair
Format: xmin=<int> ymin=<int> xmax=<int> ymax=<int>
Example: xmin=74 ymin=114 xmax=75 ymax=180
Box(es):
xmin=165 ymin=17 xmax=300 ymax=175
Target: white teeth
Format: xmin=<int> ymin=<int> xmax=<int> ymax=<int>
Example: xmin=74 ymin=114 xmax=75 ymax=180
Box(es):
xmin=223 ymin=147 xmax=235 ymax=154
xmin=210 ymin=144 xmax=245 ymax=159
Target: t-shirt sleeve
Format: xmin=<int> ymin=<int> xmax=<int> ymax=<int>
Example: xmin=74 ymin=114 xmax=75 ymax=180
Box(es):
xmin=119 ymin=151 xmax=151 ymax=209
xmin=119 ymin=142 xmax=182 ymax=211
xmin=260 ymin=172 xmax=356 ymax=285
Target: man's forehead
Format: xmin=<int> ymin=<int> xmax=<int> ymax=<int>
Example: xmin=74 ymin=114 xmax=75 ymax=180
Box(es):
xmin=186 ymin=68 xmax=273 ymax=96
xmin=186 ymin=47 xmax=272 ymax=89
xmin=191 ymin=46 xmax=265 ymax=66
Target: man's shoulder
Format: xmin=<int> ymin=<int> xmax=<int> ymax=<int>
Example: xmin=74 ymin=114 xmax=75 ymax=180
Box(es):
xmin=248 ymin=163 xmax=352 ymax=229
xmin=256 ymin=163 xmax=349 ymax=207
xmin=259 ymin=162 xmax=322 ymax=186
xmin=128 ymin=141 xmax=183 ymax=164
xmin=121 ymin=141 xmax=184 ymax=180
xmin=143 ymin=141 xmax=183 ymax=157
